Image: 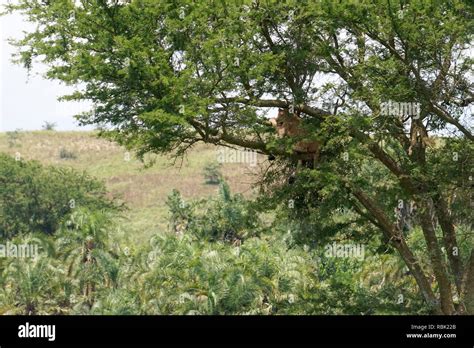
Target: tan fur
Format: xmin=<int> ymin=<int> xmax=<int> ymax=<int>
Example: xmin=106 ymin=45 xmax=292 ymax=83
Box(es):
xmin=269 ymin=108 xmax=320 ymax=165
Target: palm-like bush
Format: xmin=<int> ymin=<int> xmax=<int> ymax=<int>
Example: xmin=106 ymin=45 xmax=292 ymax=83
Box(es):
xmin=55 ymin=209 xmax=120 ymax=308
xmin=0 ymin=210 xmax=121 ymax=314
xmin=0 ymin=178 xmax=434 ymax=315
xmin=167 ymin=182 xmax=263 ymax=243
xmin=0 ymin=234 xmax=71 ymax=314
xmin=96 ymin=234 xmax=321 ymax=315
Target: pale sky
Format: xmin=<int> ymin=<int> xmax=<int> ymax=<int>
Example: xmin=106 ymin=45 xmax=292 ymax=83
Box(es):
xmin=0 ymin=9 xmax=92 ymax=132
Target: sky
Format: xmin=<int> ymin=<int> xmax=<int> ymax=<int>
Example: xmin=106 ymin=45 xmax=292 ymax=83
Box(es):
xmin=1 ymin=10 xmax=92 ymax=132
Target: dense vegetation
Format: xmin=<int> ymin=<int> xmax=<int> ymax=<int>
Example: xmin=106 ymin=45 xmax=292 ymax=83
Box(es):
xmin=0 ymin=155 xmax=428 ymax=314
xmin=0 ymin=153 xmax=119 ymax=238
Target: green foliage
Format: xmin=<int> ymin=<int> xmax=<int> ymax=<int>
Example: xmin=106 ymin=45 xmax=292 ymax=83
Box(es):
xmin=99 ymin=234 xmax=321 ymax=315
xmin=0 ymin=209 xmax=120 ymax=314
xmin=0 ymin=154 xmax=119 ymax=237
xmin=59 ymin=147 xmax=77 ymax=160
xmin=165 ymin=189 xmax=194 ymax=235
xmin=167 ymin=182 xmax=263 ymax=242
xmin=0 ymin=188 xmax=430 ymax=315
xmin=426 ymin=137 xmax=473 ymax=226
xmin=6 ymin=129 xmax=23 ymax=148
xmin=0 ymin=255 xmax=71 ymax=315
xmin=202 ymin=161 xmax=222 ymax=185
xmin=351 ymin=252 xmax=428 ymax=315
xmin=42 ymin=121 xmax=57 ymax=131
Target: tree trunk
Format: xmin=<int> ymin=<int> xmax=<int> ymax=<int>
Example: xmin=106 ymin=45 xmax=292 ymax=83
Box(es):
xmin=461 ymin=250 xmax=474 ymax=314
xmin=417 ymin=200 xmax=456 ymax=314
xmin=350 ymin=187 xmax=442 ymax=313
xmin=433 ymin=194 xmax=464 ymax=297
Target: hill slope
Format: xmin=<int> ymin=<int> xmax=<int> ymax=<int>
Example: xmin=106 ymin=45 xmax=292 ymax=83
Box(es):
xmin=0 ymin=131 xmax=263 ymax=244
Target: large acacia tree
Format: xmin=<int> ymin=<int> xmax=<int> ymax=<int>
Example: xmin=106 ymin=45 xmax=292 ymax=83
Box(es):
xmin=5 ymin=0 xmax=473 ymax=314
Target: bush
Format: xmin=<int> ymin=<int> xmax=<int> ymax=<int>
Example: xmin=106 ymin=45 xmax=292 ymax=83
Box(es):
xmin=167 ymin=182 xmax=263 ymax=243
xmin=0 ymin=158 xmax=430 ymax=315
xmin=0 ymin=154 xmax=120 ymax=238
xmin=6 ymin=129 xmax=23 ymax=148
xmin=59 ymin=148 xmax=77 ymax=160
xmin=95 ymin=234 xmax=321 ymax=315
xmin=0 ymin=209 xmax=120 ymax=315
xmin=0 ymin=194 xmax=429 ymax=315
xmin=165 ymin=189 xmax=194 ymax=235
xmin=42 ymin=121 xmax=57 ymax=131
xmin=202 ymin=162 xmax=222 ymax=185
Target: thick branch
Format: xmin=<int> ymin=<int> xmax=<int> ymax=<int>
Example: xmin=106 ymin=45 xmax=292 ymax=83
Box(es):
xmin=428 ymin=104 xmax=474 ymax=141
xmin=349 ymin=186 xmax=441 ymax=313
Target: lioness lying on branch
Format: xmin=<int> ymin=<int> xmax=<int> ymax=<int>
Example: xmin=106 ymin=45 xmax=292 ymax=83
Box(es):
xmin=268 ymin=108 xmax=320 ymax=170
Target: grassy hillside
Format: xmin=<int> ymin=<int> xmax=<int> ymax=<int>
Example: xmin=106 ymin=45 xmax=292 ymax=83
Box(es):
xmin=0 ymin=131 xmax=264 ymax=244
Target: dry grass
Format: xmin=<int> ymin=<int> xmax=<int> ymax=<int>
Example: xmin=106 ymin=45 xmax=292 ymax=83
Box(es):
xmin=0 ymin=131 xmax=267 ymax=244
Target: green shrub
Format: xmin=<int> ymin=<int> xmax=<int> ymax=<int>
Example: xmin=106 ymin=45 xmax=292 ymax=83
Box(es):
xmin=0 ymin=209 xmax=120 ymax=315
xmin=42 ymin=121 xmax=57 ymax=131
xmin=95 ymin=234 xmax=321 ymax=315
xmin=0 ymin=204 xmax=429 ymax=315
xmin=165 ymin=189 xmax=194 ymax=235
xmin=59 ymin=148 xmax=77 ymax=160
xmin=202 ymin=162 xmax=222 ymax=185
xmin=0 ymin=161 xmax=431 ymax=315
xmin=167 ymin=182 xmax=263 ymax=243
xmin=0 ymin=154 xmax=120 ymax=237
xmin=6 ymin=129 xmax=23 ymax=148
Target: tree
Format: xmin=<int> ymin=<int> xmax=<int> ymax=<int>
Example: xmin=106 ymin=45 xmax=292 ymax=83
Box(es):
xmin=167 ymin=182 xmax=262 ymax=242
xmin=5 ymin=0 xmax=473 ymax=314
xmin=42 ymin=121 xmax=57 ymax=131
xmin=0 ymin=154 xmax=119 ymax=237
xmin=202 ymin=161 xmax=223 ymax=184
